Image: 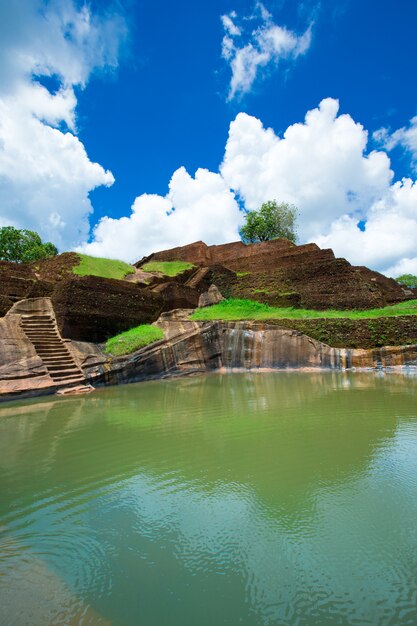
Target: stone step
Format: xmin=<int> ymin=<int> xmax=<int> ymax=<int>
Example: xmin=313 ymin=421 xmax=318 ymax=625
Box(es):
xmin=23 ymin=327 xmax=58 ymax=331
xmin=23 ymin=330 xmax=57 ymax=335
xmin=49 ymin=369 xmax=83 ymax=377
xmin=23 ymin=329 xmax=58 ymax=334
xmin=47 ymin=367 xmax=84 ymax=379
xmin=26 ymin=338 xmax=61 ymax=343
xmin=48 ymin=362 xmax=80 ymax=369
xmin=39 ymin=355 xmax=72 ymax=361
xmin=37 ymin=350 xmax=71 ymax=357
xmin=47 ymin=360 xmax=79 ymax=368
xmin=23 ymin=328 xmax=58 ymax=333
xmin=47 ymin=361 xmax=80 ymax=372
xmin=36 ymin=344 xmax=68 ymax=349
xmin=22 ymin=323 xmax=57 ymax=330
xmin=22 ymin=319 xmax=55 ymax=324
xmin=25 ymin=338 xmax=61 ymax=343
xmin=26 ymin=333 xmax=62 ymax=343
xmin=21 ymin=316 xmax=54 ymax=322
xmin=53 ymin=374 xmax=85 ymax=384
xmin=22 ymin=317 xmax=54 ymax=321
xmin=23 ymin=327 xmax=56 ymax=332
xmin=22 ymin=321 xmax=55 ymax=328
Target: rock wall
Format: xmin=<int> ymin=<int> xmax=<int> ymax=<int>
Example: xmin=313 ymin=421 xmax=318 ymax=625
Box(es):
xmin=51 ymin=276 xmax=164 ymax=342
xmin=255 ymin=316 xmax=417 ymax=349
xmin=77 ymin=318 xmax=417 ymax=390
xmin=137 ymin=239 xmax=408 ymax=310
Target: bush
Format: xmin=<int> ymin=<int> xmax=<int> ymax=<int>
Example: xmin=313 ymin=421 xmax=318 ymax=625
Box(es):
xmin=396 ymin=274 xmax=417 ymax=288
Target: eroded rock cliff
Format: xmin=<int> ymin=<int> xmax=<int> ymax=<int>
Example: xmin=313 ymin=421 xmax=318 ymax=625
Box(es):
xmin=71 ymin=314 xmax=417 ymax=391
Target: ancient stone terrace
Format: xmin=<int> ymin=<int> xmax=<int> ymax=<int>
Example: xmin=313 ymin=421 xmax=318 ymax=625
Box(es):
xmin=137 ymin=239 xmax=407 ymax=310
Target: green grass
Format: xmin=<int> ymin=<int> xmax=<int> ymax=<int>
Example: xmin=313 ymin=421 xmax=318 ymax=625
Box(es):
xmin=141 ymin=261 xmax=194 ymax=277
xmin=190 ymin=298 xmax=417 ymax=321
xmin=105 ymin=324 xmax=164 ymax=356
xmin=73 ymin=254 xmax=135 ymax=280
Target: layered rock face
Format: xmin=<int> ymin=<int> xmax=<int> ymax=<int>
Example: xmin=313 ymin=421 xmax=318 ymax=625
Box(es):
xmin=79 ymin=317 xmax=417 ymax=390
xmin=138 ymin=239 xmax=407 ymax=310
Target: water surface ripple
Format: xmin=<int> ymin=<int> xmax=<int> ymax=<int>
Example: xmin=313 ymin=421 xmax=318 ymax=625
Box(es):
xmin=1 ymin=371 xmax=417 ymax=625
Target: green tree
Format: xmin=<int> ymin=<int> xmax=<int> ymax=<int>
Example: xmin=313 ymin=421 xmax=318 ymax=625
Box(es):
xmin=0 ymin=226 xmax=58 ymax=263
xmin=396 ymin=274 xmax=417 ymax=288
xmin=239 ymin=200 xmax=298 ymax=244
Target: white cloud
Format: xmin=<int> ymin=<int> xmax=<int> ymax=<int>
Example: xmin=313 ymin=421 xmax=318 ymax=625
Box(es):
xmin=315 ymin=178 xmax=417 ymax=276
xmin=221 ymin=3 xmax=312 ymax=100
xmin=0 ymin=0 xmax=126 ymax=249
xmin=78 ymin=167 xmax=243 ymax=262
xmin=221 ymin=12 xmax=241 ymax=38
xmin=374 ymin=116 xmax=417 ymax=173
xmin=220 ymin=98 xmax=417 ymax=275
xmin=221 ymin=98 xmax=393 ymax=241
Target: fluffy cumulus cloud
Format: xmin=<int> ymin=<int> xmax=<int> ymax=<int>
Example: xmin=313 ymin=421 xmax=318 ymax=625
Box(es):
xmin=0 ymin=0 xmax=126 ymax=248
xmin=221 ymin=98 xmax=417 ymax=275
xmin=221 ymin=98 xmax=393 ymax=241
xmin=78 ymin=167 xmax=243 ymax=262
xmin=221 ymin=3 xmax=312 ymax=100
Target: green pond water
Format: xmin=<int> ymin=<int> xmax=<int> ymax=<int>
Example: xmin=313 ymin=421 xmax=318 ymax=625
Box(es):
xmin=1 ymin=372 xmax=417 ymax=626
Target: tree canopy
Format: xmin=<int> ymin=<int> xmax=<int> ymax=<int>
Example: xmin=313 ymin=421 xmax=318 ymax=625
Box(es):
xmin=239 ymin=200 xmax=298 ymax=244
xmin=0 ymin=226 xmax=58 ymax=263
xmin=396 ymin=274 xmax=417 ymax=288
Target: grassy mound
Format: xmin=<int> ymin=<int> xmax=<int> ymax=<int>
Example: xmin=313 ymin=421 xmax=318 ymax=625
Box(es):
xmin=73 ymin=254 xmax=135 ymax=280
xmin=141 ymin=261 xmax=194 ymax=277
xmin=191 ymin=298 xmax=417 ymax=321
xmin=105 ymin=325 xmax=164 ymax=356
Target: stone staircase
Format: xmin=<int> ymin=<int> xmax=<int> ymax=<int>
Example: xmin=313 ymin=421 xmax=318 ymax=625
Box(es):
xmin=20 ymin=313 xmax=92 ymax=393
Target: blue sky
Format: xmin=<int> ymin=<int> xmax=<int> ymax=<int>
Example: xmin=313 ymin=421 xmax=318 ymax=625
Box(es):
xmin=1 ymin=0 xmax=417 ymax=274
xmin=81 ymin=0 xmax=417 ymax=220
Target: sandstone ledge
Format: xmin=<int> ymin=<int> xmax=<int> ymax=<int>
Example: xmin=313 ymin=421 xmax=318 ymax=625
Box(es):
xmin=77 ymin=319 xmax=417 ymax=391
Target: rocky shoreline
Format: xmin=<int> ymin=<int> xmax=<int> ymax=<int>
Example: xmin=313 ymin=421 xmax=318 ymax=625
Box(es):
xmin=2 ymin=301 xmax=417 ymax=404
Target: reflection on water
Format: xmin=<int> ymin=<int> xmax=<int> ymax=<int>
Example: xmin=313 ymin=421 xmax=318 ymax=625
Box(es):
xmin=1 ymin=372 xmax=417 ymax=625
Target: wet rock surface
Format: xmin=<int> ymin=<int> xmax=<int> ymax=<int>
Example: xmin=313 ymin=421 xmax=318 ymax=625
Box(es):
xmin=82 ymin=318 xmax=417 ymax=390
